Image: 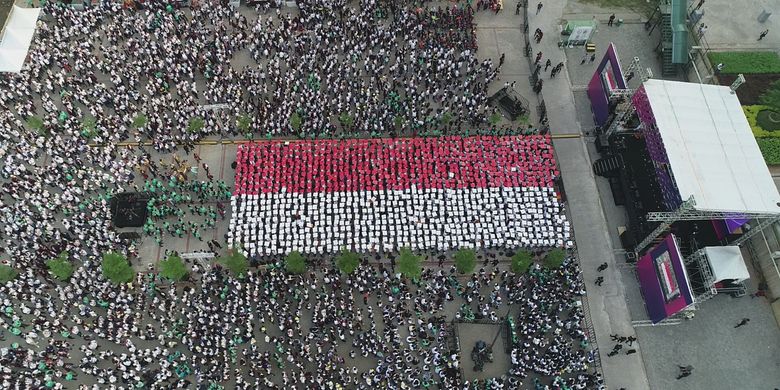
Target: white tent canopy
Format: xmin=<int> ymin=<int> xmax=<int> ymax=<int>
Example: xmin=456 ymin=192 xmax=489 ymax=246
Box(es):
xmin=643 ymin=79 xmax=780 ymax=214
xmin=704 ymin=246 xmax=750 ymax=283
xmin=0 ymin=5 xmax=41 ymax=73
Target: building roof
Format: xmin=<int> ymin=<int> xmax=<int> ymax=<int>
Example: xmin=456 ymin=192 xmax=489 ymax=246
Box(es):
xmin=0 ymin=4 xmax=41 ymax=73
xmin=704 ymin=246 xmax=750 ymax=283
xmin=643 ymin=79 xmax=780 ymax=215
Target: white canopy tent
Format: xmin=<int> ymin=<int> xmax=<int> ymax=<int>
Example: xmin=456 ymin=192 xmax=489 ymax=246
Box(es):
xmin=643 ymin=79 xmax=780 ymax=214
xmin=704 ymin=246 xmax=750 ymax=283
xmin=0 ymin=5 xmax=41 ymax=73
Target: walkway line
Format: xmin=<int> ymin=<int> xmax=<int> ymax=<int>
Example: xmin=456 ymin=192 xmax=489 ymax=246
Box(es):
xmin=93 ymin=133 xmax=583 ymax=148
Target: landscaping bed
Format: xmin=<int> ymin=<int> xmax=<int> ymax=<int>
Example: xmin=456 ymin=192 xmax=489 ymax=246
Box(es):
xmin=719 ymin=73 xmax=780 ymax=105
xmin=757 ymin=138 xmax=780 ymax=165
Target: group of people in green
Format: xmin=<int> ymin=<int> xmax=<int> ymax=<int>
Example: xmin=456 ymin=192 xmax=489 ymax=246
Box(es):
xmin=142 ymin=177 xmax=230 ymax=245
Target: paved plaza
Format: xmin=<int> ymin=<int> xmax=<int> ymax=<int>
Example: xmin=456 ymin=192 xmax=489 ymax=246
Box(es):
xmin=0 ymin=0 xmax=779 ymax=388
xmin=555 ymin=0 xmax=780 ymax=389
xmin=0 ymin=1 xmax=602 ymax=389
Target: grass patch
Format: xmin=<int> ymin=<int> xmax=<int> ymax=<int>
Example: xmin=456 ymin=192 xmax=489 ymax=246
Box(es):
xmin=757 ymin=138 xmax=780 ymax=165
xmin=708 ymin=52 xmax=780 ymax=74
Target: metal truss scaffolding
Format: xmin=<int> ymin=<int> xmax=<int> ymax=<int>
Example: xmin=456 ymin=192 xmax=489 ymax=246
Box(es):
xmin=634 ymin=196 xmax=780 ymax=255
xmin=683 ymin=248 xmax=717 ymax=306
xmin=604 ymin=57 xmax=652 ymax=139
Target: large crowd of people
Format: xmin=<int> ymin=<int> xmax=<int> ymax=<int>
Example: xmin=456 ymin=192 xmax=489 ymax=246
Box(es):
xmin=0 ymin=0 xmax=603 ymax=388
xmin=0 ymin=251 xmax=602 ymax=389
xmin=230 ymin=136 xmax=571 ymax=257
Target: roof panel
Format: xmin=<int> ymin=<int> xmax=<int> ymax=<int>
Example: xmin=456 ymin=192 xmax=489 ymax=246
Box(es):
xmin=643 ymin=79 xmax=780 ymax=214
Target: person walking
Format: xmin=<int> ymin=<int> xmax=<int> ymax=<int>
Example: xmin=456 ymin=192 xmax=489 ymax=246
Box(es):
xmin=734 ymin=317 xmax=750 ymax=328
xmin=536 ymin=2 xmax=543 ymax=14
xmin=516 ymin=2 xmax=521 ymax=15
xmin=676 ymin=365 xmax=693 ymax=380
xmin=535 ymin=51 xmax=543 ymax=64
xmin=751 ymin=289 xmax=767 ymax=298
xmin=759 ymin=29 xmax=769 ymax=41
xmin=533 ymin=79 xmax=543 ymax=94
xmin=714 ymin=63 xmax=724 ymax=76
xmin=544 ymin=59 xmax=552 ymax=71
xmin=608 ymin=14 xmax=615 ymax=27
xmin=595 ymin=276 xmax=604 ymax=286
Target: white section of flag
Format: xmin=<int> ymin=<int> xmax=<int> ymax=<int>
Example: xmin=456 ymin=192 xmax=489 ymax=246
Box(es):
xmin=228 ymin=186 xmax=571 ymax=256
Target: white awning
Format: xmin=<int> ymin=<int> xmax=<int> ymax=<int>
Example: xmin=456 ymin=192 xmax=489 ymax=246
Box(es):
xmin=0 ymin=6 xmax=41 ymax=73
xmin=704 ymin=246 xmax=750 ymax=283
xmin=643 ymin=79 xmax=780 ymax=214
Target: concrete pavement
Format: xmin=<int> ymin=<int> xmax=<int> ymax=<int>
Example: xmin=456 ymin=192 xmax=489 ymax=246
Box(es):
xmin=524 ymin=1 xmax=653 ymax=389
xmin=693 ymin=0 xmax=779 ymax=50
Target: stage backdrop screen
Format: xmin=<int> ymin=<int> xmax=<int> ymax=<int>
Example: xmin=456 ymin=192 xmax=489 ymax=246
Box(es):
xmin=586 ymin=43 xmax=628 ymax=126
xmin=637 ymin=234 xmax=694 ymax=323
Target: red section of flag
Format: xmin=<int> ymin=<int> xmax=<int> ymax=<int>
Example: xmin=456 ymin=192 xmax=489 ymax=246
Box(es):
xmin=234 ymin=136 xmax=559 ymax=195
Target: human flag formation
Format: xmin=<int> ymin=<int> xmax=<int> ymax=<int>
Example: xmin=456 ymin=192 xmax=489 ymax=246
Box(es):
xmin=228 ymin=136 xmax=572 ymax=256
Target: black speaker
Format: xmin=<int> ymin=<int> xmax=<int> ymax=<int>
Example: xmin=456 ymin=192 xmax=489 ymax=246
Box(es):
xmin=111 ymin=193 xmax=150 ymax=228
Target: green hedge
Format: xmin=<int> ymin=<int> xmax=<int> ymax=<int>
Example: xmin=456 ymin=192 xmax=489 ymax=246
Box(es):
xmin=757 ymin=109 xmax=780 ymax=131
xmin=709 ymin=52 xmax=780 ymax=74
xmin=757 ymin=138 xmax=780 ymax=165
xmin=743 ymin=105 xmax=780 ymax=164
xmin=743 ymin=106 xmax=778 ymax=137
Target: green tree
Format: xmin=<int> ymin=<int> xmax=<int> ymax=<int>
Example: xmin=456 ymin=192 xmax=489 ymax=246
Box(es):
xmin=511 ymin=250 xmax=533 ymax=274
xmin=336 ymin=249 xmax=360 ymax=275
xmin=187 ymin=116 xmax=205 ymax=133
xmin=220 ymin=248 xmax=249 ymax=278
xmin=236 ymin=114 xmax=252 ymax=133
xmin=398 ymin=247 xmax=422 ymax=279
xmin=441 ymin=111 xmax=452 ymax=126
xmin=27 ymin=116 xmax=44 ymax=130
xmin=83 ymin=116 xmax=97 ymax=131
xmin=46 ymin=251 xmax=74 ymax=281
xmin=543 ymin=248 xmax=566 ymax=269
xmin=285 ymin=251 xmax=307 ymax=274
xmin=339 ymin=112 xmax=354 ymax=130
xmin=453 ymin=248 xmax=476 ymax=274
xmin=760 ymin=80 xmax=780 ymax=112
xmin=101 ymin=252 xmax=135 ymax=284
xmin=489 ymin=111 xmax=502 ymax=126
xmin=290 ymin=112 xmax=302 ymax=132
xmin=160 ymin=255 xmax=188 ymax=281
xmin=132 ymin=114 xmax=148 ymax=129
xmin=394 ymin=115 xmax=404 ymax=130
xmin=0 ymin=264 xmax=18 ymax=284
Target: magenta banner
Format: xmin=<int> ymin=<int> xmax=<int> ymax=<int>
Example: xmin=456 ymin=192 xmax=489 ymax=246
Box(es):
xmin=586 ymin=43 xmax=628 ymax=126
xmin=637 ymin=234 xmax=694 ymax=323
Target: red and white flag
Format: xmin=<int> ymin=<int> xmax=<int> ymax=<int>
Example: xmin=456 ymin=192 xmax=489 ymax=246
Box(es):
xmin=228 ymin=136 xmax=570 ymax=256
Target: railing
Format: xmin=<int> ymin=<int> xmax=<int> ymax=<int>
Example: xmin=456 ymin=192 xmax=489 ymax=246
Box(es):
xmin=579 ymin=292 xmax=602 ymax=369
xmin=686 ymin=16 xmax=718 ymax=85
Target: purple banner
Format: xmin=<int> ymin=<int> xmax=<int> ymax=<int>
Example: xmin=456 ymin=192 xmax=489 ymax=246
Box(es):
xmin=632 ymin=85 xmax=681 ymax=211
xmin=637 ymin=234 xmax=694 ymax=323
xmin=587 ymin=43 xmax=627 ymax=126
